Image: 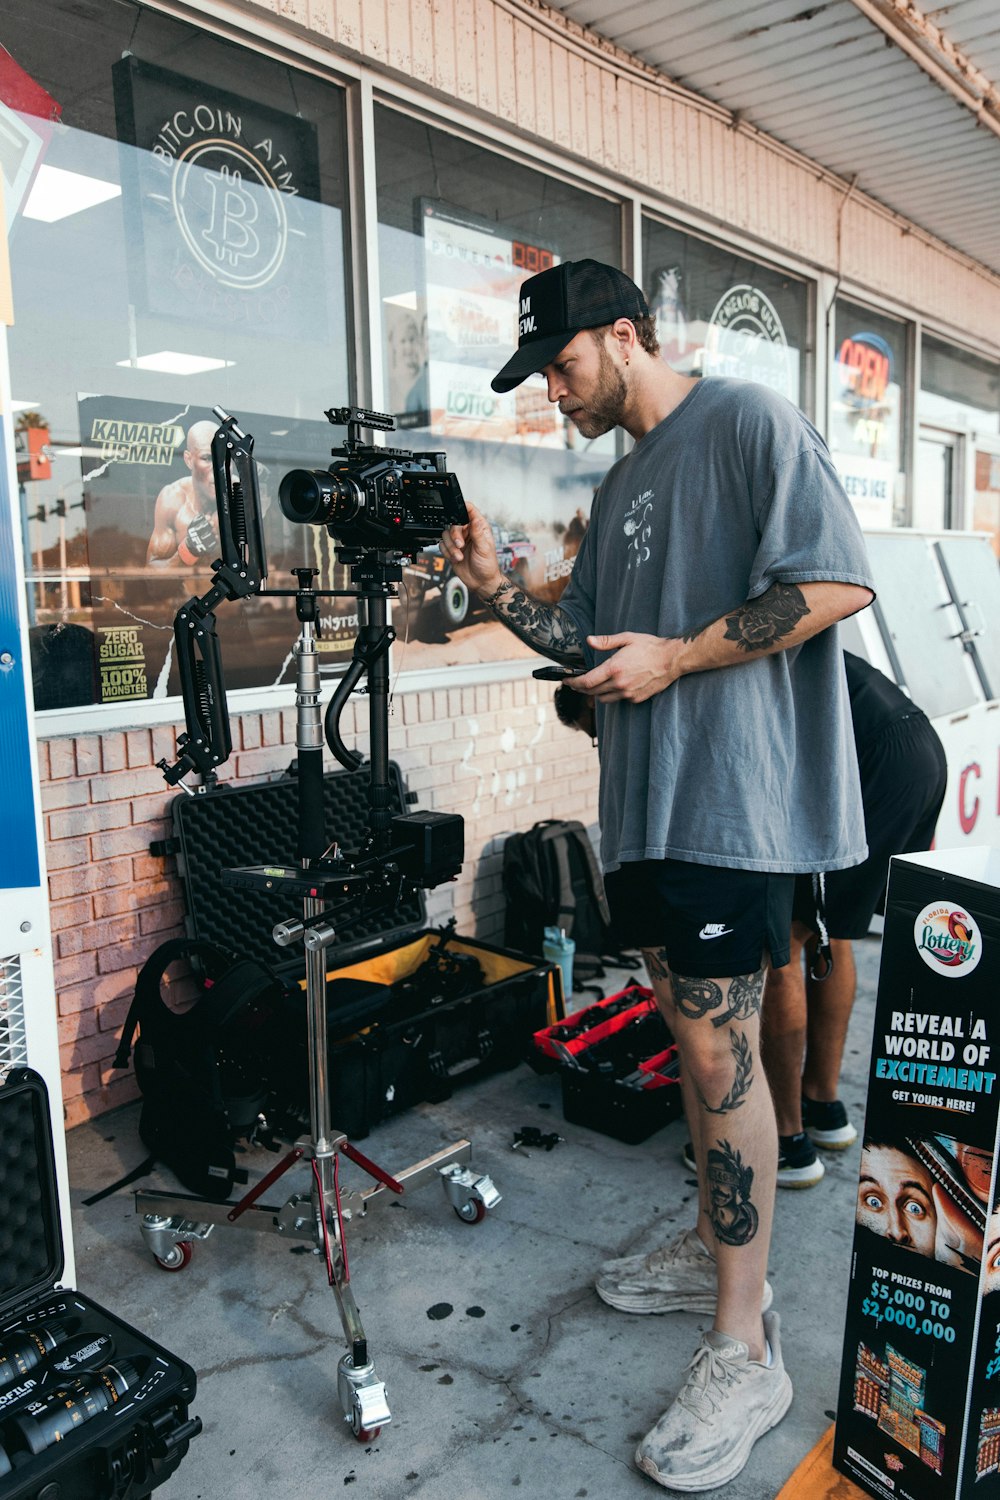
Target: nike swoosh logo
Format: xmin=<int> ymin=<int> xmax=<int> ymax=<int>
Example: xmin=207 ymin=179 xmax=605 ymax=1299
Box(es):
xmin=699 ymin=925 xmax=734 ymax=940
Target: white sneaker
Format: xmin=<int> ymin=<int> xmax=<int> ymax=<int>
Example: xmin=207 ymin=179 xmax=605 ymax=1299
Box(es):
xmin=596 ymin=1226 xmax=773 ymax=1316
xmin=635 ymin=1310 xmax=793 ymax=1491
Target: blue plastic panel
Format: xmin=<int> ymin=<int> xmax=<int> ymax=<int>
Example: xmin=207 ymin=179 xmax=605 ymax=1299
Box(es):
xmin=0 ymin=422 xmax=41 ymax=890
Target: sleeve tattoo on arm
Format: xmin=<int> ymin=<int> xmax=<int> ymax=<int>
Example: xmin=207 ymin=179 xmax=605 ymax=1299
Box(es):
xmin=723 ymin=581 xmax=810 ymax=654
xmin=485 ymin=578 xmax=585 ymax=663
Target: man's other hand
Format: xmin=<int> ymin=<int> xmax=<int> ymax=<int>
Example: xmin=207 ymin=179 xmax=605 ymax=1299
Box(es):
xmin=574 ymin=632 xmax=685 ymax=703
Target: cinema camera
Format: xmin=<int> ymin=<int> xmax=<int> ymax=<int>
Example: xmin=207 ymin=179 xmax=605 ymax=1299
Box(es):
xmin=278 ymin=407 xmax=467 ymax=552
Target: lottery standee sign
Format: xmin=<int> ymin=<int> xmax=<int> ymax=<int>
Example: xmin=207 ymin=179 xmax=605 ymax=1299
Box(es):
xmin=834 ymin=847 xmax=1000 ymax=1498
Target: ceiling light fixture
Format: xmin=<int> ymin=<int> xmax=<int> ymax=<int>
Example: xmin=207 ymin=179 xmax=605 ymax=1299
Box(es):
xmin=22 ymin=164 xmax=122 ymax=223
xmin=116 ymin=351 xmax=235 ymax=376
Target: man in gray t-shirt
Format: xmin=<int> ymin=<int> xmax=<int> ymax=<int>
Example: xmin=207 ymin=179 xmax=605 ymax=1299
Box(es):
xmin=440 ymin=258 xmax=874 ymax=1494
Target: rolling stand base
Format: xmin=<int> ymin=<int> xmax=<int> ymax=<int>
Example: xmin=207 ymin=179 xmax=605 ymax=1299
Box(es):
xmin=134 ymin=1139 xmax=500 ymax=1437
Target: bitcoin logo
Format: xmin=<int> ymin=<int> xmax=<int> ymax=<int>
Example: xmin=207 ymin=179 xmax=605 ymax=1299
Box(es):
xmin=171 ymin=137 xmax=287 ymax=290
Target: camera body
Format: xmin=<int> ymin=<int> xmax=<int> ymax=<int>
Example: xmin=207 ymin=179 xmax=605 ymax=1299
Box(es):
xmin=278 ymin=406 xmax=468 ymax=551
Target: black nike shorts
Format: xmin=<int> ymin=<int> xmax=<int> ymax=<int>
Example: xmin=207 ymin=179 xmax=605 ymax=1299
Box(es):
xmin=603 ymin=858 xmax=795 ymax=978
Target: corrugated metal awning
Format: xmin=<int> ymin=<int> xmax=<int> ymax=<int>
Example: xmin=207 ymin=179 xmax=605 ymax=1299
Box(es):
xmin=546 ymin=0 xmax=1000 ymax=275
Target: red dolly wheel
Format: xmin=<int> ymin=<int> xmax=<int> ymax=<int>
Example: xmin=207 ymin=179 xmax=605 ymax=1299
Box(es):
xmin=454 ymin=1198 xmax=487 ymax=1224
xmin=154 ymin=1240 xmax=192 ymax=1272
xmin=354 ymin=1426 xmax=381 ymax=1442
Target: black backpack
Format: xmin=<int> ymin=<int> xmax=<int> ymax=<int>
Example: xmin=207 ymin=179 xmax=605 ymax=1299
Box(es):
xmin=502 ymin=819 xmax=627 ymax=983
xmin=111 ymin=937 xmax=285 ymax=1201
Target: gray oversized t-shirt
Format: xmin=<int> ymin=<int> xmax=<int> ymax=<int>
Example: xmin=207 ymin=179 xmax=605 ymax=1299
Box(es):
xmin=558 ymin=377 xmax=875 ymax=875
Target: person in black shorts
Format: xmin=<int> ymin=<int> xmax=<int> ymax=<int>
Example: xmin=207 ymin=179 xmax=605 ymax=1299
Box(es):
xmin=761 ymin=652 xmax=948 ymax=1186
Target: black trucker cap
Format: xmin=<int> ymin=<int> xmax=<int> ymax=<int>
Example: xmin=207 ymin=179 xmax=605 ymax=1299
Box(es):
xmin=491 ymin=259 xmax=649 ymax=393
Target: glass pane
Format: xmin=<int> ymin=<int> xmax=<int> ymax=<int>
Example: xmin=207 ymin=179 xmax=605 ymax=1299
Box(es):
xmin=4 ymin=1 xmax=352 ymax=711
xmin=830 ymin=299 xmax=908 ymax=528
xmin=920 ymin=337 xmax=1000 ymax=436
xmin=375 ymin=106 xmax=621 ymax=667
xmin=913 ymin=438 xmax=952 ymax=531
xmin=640 ymin=217 xmax=810 ymax=410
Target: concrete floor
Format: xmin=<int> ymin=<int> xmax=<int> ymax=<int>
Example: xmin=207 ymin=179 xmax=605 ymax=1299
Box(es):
xmin=65 ymin=940 xmax=882 ymax=1499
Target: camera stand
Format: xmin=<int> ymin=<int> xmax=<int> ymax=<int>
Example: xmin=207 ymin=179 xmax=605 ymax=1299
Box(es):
xmin=136 ymin=449 xmax=500 ymax=1442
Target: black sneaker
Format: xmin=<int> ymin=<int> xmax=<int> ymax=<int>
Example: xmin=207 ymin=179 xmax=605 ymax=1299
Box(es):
xmin=778 ymin=1132 xmax=824 ymax=1188
xmin=802 ymin=1095 xmax=858 ymax=1150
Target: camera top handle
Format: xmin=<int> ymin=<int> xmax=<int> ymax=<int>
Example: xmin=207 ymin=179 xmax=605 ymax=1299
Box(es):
xmin=324 ymin=406 xmax=395 ymax=453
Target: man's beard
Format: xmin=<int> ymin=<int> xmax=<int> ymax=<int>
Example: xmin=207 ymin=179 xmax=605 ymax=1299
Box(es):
xmin=566 ymin=343 xmax=628 ymax=438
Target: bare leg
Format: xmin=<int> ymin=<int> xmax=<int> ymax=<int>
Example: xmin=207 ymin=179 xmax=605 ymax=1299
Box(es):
xmin=760 ymin=927 xmax=809 ymax=1137
xmin=643 ymin=947 xmax=773 ymax=1360
xmin=801 ymin=936 xmax=856 ymax=1101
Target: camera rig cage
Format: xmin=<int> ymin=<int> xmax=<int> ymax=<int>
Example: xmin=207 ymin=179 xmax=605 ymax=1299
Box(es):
xmin=142 ymin=406 xmax=497 ymax=1443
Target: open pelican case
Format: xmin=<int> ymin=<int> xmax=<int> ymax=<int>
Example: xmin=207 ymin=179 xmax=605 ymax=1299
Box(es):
xmin=0 ymin=1069 xmax=200 ymax=1499
xmin=156 ymin=764 xmax=563 ymax=1139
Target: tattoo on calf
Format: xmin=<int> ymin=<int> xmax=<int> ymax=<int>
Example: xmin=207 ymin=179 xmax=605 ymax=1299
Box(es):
xmin=703 ymin=1031 xmax=754 ymax=1115
xmin=707 ymin=1140 xmax=759 ymax=1246
xmin=723 ymin=581 xmax=809 ymax=654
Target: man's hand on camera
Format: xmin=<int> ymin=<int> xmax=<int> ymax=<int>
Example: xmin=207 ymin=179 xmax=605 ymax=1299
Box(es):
xmin=574 ymin=632 xmax=686 ymax=704
xmin=440 ymin=501 xmax=503 ymax=595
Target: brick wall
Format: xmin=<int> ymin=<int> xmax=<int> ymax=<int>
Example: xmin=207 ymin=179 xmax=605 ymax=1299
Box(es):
xmin=40 ymin=679 xmax=599 ymax=1127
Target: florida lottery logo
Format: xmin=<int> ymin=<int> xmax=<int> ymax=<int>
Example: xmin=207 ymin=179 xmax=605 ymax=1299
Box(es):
xmin=913 ymin=902 xmax=982 ymax=977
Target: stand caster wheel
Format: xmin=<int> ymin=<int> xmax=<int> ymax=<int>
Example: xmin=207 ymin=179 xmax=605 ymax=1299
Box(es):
xmin=154 ymin=1240 xmax=192 ymax=1271
xmin=354 ymin=1426 xmax=381 ymax=1442
xmin=454 ymin=1199 xmax=487 ymax=1224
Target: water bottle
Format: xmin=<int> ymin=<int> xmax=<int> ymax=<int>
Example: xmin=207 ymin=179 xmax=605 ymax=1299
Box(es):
xmin=543 ymin=925 xmax=575 ymax=999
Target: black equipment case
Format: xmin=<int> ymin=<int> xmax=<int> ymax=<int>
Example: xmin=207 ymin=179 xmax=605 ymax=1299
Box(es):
xmin=160 ymin=764 xmax=562 ymax=1138
xmin=0 ymin=1068 xmax=200 ymax=1498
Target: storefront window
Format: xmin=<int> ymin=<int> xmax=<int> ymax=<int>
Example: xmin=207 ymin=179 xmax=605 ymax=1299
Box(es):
xmin=4 ymin=2 xmax=352 ymax=712
xmin=829 ymin=299 xmax=908 ymax=529
xmin=375 ymin=106 xmax=620 ymax=666
xmin=640 ymin=217 xmax=810 ymax=410
xmin=920 ymin=337 xmax=1000 ymax=436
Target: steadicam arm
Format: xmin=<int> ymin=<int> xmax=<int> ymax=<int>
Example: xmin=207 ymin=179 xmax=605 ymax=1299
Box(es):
xmin=157 ymin=409 xmax=268 ymax=788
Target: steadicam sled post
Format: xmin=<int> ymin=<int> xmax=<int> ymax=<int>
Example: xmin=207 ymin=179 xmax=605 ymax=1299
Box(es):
xmin=135 ymin=408 xmax=499 ymax=1442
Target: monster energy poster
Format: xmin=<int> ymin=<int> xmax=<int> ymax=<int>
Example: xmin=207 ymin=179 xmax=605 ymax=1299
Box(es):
xmin=112 ymin=56 xmax=324 ymax=340
xmin=74 ymin=395 xmax=354 ymax=705
xmin=833 ymin=849 xmax=1000 ymax=1499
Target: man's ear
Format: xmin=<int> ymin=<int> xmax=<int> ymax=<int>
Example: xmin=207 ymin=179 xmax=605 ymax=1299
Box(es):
xmin=611 ymin=317 xmax=638 ymax=360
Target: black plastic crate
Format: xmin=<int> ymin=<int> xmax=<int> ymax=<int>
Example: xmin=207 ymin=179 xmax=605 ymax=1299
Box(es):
xmin=536 ymin=988 xmax=683 ymax=1144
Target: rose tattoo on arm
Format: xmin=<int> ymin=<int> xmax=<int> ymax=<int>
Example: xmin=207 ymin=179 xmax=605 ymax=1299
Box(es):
xmin=723 ymin=581 xmax=810 ymax=654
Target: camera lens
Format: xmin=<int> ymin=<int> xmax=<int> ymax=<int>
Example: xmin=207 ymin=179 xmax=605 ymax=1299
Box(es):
xmin=12 ymin=1358 xmax=141 ymax=1455
xmin=278 ymin=469 xmax=359 ymax=527
xmin=0 ymin=1323 xmax=71 ymax=1389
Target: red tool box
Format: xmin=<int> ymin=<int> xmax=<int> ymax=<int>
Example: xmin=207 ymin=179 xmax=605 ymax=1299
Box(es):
xmin=533 ymin=985 xmax=683 ymax=1144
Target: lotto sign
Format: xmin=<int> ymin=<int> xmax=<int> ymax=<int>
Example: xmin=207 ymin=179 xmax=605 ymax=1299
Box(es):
xmin=834 ymin=847 xmax=1000 ymax=1498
